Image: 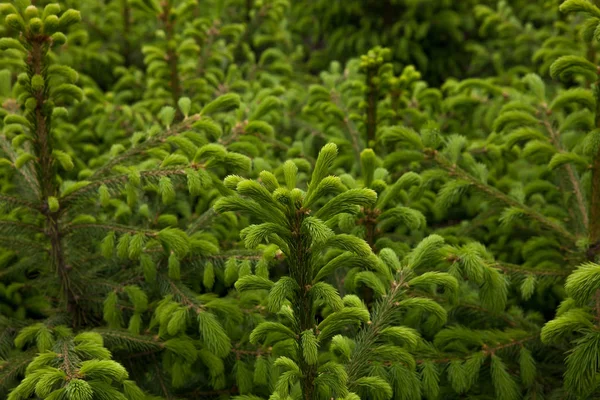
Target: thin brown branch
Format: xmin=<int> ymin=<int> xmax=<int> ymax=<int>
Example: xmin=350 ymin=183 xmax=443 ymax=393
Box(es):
xmin=541 ymin=116 xmax=588 ymax=232
xmin=427 ymin=149 xmax=578 ymax=245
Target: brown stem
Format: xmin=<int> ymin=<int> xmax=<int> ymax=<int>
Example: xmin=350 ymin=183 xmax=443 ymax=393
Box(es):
xmin=290 ymin=209 xmax=317 ymax=400
xmin=346 ymin=279 xmax=404 ymax=386
xmin=590 ymin=81 xmax=600 ymax=253
xmin=595 ymin=290 xmax=600 ymax=326
xmin=246 ymin=0 xmax=253 ymax=23
xmin=591 ymin=152 xmax=600 ymax=245
xmin=61 ymin=343 xmax=75 ymax=378
xmin=493 ymin=262 xmax=572 ymax=277
xmin=28 ymin=35 xmax=81 ymax=325
xmin=122 ymin=0 xmax=132 ymax=66
xmin=48 ymin=213 xmax=80 ymax=323
xmin=428 ymin=149 xmax=577 ymax=245
xmin=541 ymin=116 xmax=588 ymax=233
xmin=160 ymin=4 xmax=182 ymax=112
xmin=409 ymin=335 xmax=539 ymax=366
xmin=153 ymin=355 xmax=171 ymax=399
xmin=359 ymin=208 xmax=380 ymax=259
xmin=29 ymin=41 xmax=54 ymax=199
xmin=88 ymin=114 xmax=199 ymax=179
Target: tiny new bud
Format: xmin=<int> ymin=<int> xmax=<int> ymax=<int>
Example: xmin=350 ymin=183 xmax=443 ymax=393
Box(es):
xmin=24 ymin=97 xmax=37 ymax=110
xmin=48 ymin=196 xmax=59 ymax=212
xmin=42 ymin=3 xmax=61 ymax=19
xmin=28 ymin=17 xmax=43 ymax=34
xmin=5 ymin=14 xmax=26 ymax=32
xmin=31 ymin=74 xmax=44 ymax=91
xmin=43 ymin=14 xmax=59 ymax=35
xmin=17 ymin=73 xmax=29 ymax=86
xmin=52 ymin=107 xmax=68 ymax=118
xmin=24 ymin=5 xmax=38 ymax=20
xmin=50 ymin=32 xmax=67 ymax=46
xmin=57 ymin=9 xmax=81 ymax=30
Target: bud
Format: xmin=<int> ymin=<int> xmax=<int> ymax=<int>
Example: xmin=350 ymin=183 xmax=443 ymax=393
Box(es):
xmin=43 ymin=14 xmax=59 ymax=34
xmin=24 ymin=97 xmax=37 ymax=111
xmin=0 ymin=4 xmax=18 ymax=16
xmin=371 ymin=179 xmax=387 ymax=193
xmin=12 ymin=133 xmax=30 ymax=147
xmin=28 ymin=17 xmax=42 ymax=34
xmin=42 ymin=3 xmax=61 ymax=19
xmin=224 ymin=174 xmax=244 ymax=190
xmin=52 ymin=107 xmax=68 ymax=119
xmin=17 ymin=73 xmax=29 ymax=86
xmin=31 ymin=74 xmax=44 ymax=91
xmin=57 ymin=9 xmax=80 ymax=30
xmin=24 ymin=5 xmax=38 ymax=20
xmin=50 ymin=32 xmax=67 ymax=46
xmin=360 ymin=148 xmax=377 ymax=181
xmin=5 ymin=14 xmax=26 ymax=32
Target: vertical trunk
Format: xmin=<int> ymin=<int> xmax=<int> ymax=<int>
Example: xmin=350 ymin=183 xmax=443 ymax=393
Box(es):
xmin=30 ymin=39 xmax=80 ymax=325
xmin=162 ymin=3 xmax=182 ymax=115
xmin=298 ymin=288 xmax=317 ymax=400
xmin=591 ymin=152 xmax=600 ymax=246
xmin=292 ymin=211 xmax=317 ymax=400
xmin=246 ymin=0 xmax=253 ymax=23
xmin=122 ymin=0 xmax=131 ymax=66
xmin=591 ymin=83 xmax=600 ymax=251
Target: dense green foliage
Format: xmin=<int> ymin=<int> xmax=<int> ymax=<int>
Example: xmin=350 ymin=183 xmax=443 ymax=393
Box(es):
xmin=2 ymin=0 xmax=600 ymax=399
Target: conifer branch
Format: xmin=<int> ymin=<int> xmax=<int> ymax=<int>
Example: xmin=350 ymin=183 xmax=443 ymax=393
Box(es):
xmin=63 ymin=222 xmax=154 ymax=236
xmin=331 ymin=90 xmax=362 ymax=164
xmin=0 ymin=194 xmax=38 ymax=210
xmin=426 ymin=149 xmax=577 ymax=244
xmin=186 ymin=208 xmax=217 ymax=235
xmin=415 ymin=335 xmax=539 ymax=365
xmin=195 ymin=20 xmax=219 ymax=75
xmin=61 ymin=167 xmax=202 ymax=207
xmin=161 ymin=2 xmax=182 ymax=110
xmin=408 ymin=290 xmax=519 ymax=328
xmin=454 ymin=302 xmax=517 ymax=327
xmin=59 ymin=342 xmax=75 ymax=377
xmin=231 ymin=347 xmax=271 ymax=357
xmin=493 ymin=261 xmax=572 ymax=276
xmin=0 ymin=220 xmax=43 ymax=234
xmin=14 ymin=16 xmax=86 ymax=325
xmin=88 ymin=115 xmax=201 ymax=179
xmin=167 ymin=278 xmax=205 ymax=314
xmin=0 ymin=136 xmax=39 ymax=196
xmin=0 ymin=351 xmax=35 ymax=388
xmin=99 ymin=330 xmax=165 ymax=351
xmin=540 ymin=113 xmax=588 ymax=232
xmin=346 ymin=276 xmax=405 ymax=386
xmin=590 ymin=77 xmax=600 ymax=248
xmin=153 ymin=355 xmax=171 ymax=400
xmin=121 ymin=0 xmax=132 ymax=66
